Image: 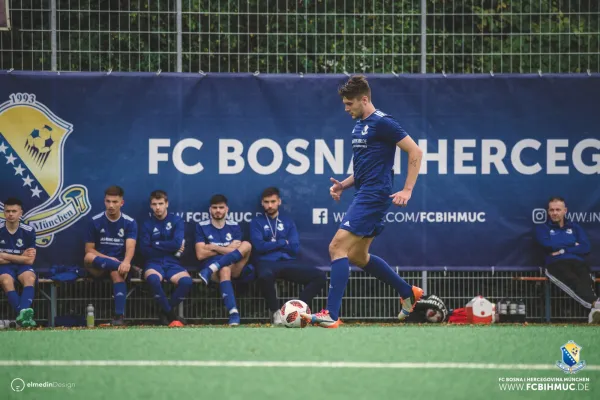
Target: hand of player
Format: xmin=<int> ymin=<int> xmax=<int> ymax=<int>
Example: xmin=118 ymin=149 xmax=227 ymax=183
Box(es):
xmin=23 ymin=248 xmax=37 ymax=258
xmin=178 ymin=243 xmax=185 ymax=253
xmin=329 ymin=177 xmax=344 ymax=201
xmin=390 ymin=189 xmax=412 ymax=207
xmin=118 ymin=261 xmax=131 ymax=276
xmin=551 ymin=251 xmax=561 ymax=256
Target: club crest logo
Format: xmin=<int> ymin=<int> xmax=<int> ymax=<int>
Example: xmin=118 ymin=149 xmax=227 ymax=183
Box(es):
xmin=556 ymin=341 xmax=586 ymax=374
xmin=0 ymin=93 xmax=91 ymax=247
xmin=225 ymin=232 xmax=232 ymax=241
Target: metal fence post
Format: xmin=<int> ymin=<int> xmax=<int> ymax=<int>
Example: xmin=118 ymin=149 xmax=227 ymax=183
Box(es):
xmin=420 ymin=0 xmax=426 ymax=73
xmin=51 ymin=0 xmax=57 ymax=71
xmin=176 ymin=0 xmax=182 ymax=73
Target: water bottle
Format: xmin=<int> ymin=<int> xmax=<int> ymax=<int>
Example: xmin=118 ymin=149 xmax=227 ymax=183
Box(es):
xmin=86 ymin=304 xmax=95 ymax=328
xmin=509 ymin=300 xmax=517 ymax=315
xmin=499 ymin=299 xmax=508 ymax=315
xmin=517 ymin=299 xmax=526 ymax=316
xmin=175 ymin=239 xmax=185 ymax=258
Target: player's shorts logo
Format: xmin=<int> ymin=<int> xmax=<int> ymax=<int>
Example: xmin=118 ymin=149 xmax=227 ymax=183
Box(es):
xmin=0 ymin=93 xmax=91 ymax=247
xmin=556 ymin=340 xmax=586 ymax=374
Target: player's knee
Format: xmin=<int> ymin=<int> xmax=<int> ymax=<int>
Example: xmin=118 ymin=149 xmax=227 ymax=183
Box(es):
xmin=219 ymin=267 xmax=232 ymax=281
xmin=20 ymin=274 xmax=36 ymax=287
xmin=177 ymin=276 xmax=193 ymax=290
xmin=84 ymin=253 xmax=96 ymax=266
xmin=328 ymin=239 xmax=347 ymax=259
xmin=0 ymin=274 xmax=15 ymax=291
xmin=110 ymin=271 xmax=125 ymax=283
xmin=239 ymin=241 xmax=252 ymax=256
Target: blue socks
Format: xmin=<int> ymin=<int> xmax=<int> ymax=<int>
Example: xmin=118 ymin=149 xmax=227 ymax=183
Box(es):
xmin=19 ymin=286 xmax=35 ymax=311
xmin=146 ymin=274 xmax=171 ymax=312
xmin=170 ymin=276 xmax=193 ymax=308
xmin=113 ymin=282 xmax=127 ymax=315
xmin=364 ymin=254 xmax=413 ymax=299
xmin=209 ymin=250 xmax=243 ymax=272
xmin=7 ymin=290 xmax=20 ymax=312
xmin=219 ymin=280 xmax=238 ymax=314
xmin=93 ymin=256 xmax=121 ymax=271
xmin=326 ymin=257 xmax=350 ymax=321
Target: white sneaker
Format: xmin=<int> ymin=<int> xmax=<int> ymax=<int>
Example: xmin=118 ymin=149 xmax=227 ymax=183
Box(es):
xmin=272 ymin=310 xmax=283 ymax=326
xmin=588 ymin=308 xmax=600 ymax=324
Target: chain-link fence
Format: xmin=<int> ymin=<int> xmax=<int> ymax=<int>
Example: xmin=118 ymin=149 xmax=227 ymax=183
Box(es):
xmin=1 ymin=0 xmax=598 ymax=73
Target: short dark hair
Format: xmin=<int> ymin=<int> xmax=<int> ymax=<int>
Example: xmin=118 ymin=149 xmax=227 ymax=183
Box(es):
xmin=548 ymin=196 xmax=567 ymax=208
xmin=338 ymin=75 xmax=371 ymax=100
xmin=4 ymin=197 xmax=23 ymax=209
xmin=150 ymin=190 xmax=168 ymax=202
xmin=210 ymin=194 xmax=228 ymax=205
xmin=105 ymin=185 xmax=124 ymax=197
xmin=261 ymin=187 xmax=280 ymax=199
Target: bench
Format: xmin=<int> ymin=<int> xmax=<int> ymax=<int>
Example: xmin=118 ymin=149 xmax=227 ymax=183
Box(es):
xmin=29 ymin=265 xmax=599 ymax=326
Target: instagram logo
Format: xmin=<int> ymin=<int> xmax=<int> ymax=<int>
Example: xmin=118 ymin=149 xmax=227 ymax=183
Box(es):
xmin=532 ymin=208 xmax=547 ymax=224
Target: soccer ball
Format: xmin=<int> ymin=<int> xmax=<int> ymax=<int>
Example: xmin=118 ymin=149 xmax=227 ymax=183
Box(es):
xmin=425 ymin=308 xmax=444 ymax=323
xmin=25 ymin=125 xmax=55 ymax=162
xmin=280 ymin=299 xmax=311 ymax=328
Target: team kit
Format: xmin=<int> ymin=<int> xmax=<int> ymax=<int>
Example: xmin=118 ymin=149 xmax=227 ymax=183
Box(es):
xmin=0 ymin=75 xmax=426 ymax=329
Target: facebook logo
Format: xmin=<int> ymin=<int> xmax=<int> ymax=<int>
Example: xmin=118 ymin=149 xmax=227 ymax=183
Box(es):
xmin=312 ymin=208 xmax=328 ymax=224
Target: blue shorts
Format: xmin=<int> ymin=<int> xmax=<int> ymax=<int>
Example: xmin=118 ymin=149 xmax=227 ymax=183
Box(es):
xmin=0 ymin=264 xmax=36 ymax=281
xmin=340 ymin=195 xmax=392 ymax=238
xmin=199 ymin=255 xmax=223 ymax=270
xmin=145 ymin=261 xmax=188 ymax=281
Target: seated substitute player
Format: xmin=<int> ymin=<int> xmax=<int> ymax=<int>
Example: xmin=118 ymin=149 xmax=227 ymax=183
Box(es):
xmin=0 ymin=198 xmax=37 ymax=327
xmin=140 ymin=190 xmax=192 ymax=327
xmin=83 ymin=186 xmax=137 ymax=326
xmin=302 ymin=75 xmax=424 ymax=328
xmin=196 ymin=194 xmax=253 ymax=326
xmin=535 ymin=196 xmax=599 ymax=324
xmin=250 ymin=187 xmax=327 ymax=325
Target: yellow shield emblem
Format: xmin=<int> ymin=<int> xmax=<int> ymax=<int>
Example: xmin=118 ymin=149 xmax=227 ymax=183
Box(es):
xmin=0 ymin=93 xmax=91 ymax=246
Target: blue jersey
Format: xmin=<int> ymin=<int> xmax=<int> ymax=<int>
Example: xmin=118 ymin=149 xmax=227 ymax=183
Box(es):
xmin=351 ymin=110 xmax=408 ymax=196
xmin=86 ymin=212 xmax=138 ymax=260
xmin=195 ymin=220 xmax=242 ymax=247
xmin=0 ymin=222 xmax=36 ymax=260
xmin=535 ymin=220 xmax=591 ymax=266
xmin=140 ymin=213 xmax=185 ymax=263
xmin=250 ymin=213 xmax=299 ymax=262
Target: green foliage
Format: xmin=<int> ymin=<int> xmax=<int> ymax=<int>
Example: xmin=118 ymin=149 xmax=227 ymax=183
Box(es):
xmin=1 ymin=0 xmax=598 ymax=73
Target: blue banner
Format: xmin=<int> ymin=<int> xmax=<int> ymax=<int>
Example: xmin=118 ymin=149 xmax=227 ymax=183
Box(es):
xmin=0 ymin=72 xmax=598 ymax=269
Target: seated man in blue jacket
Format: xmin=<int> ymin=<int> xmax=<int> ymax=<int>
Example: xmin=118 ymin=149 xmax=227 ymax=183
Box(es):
xmin=534 ymin=196 xmax=599 ymax=324
xmin=140 ymin=190 xmax=192 ymax=327
xmin=250 ymin=187 xmax=326 ymax=325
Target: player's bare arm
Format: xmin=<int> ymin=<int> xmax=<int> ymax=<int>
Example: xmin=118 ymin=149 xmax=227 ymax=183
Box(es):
xmin=0 ymin=248 xmax=36 ymax=265
xmin=0 ymin=252 xmax=11 ymax=264
xmin=329 ymin=175 xmax=354 ymax=201
xmin=118 ymin=238 xmax=136 ymax=275
xmin=195 ymin=242 xmax=219 ymax=261
xmin=390 ymin=136 xmax=423 ymax=207
xmin=85 ymin=242 xmax=119 ymax=261
xmin=209 ymin=240 xmax=242 ymax=255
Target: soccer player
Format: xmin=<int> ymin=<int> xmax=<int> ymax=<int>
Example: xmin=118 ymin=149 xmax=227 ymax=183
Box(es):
xmin=196 ymin=194 xmax=253 ymax=326
xmin=250 ymin=187 xmax=327 ymax=326
xmin=0 ymin=198 xmax=37 ymax=327
xmin=83 ymin=186 xmax=137 ymax=326
xmin=302 ymin=75 xmax=424 ymax=328
xmin=535 ymin=197 xmax=599 ymax=324
xmin=140 ymin=190 xmax=191 ymax=327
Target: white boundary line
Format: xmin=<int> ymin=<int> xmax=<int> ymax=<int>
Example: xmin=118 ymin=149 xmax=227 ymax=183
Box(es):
xmin=0 ymin=360 xmax=598 ymax=371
